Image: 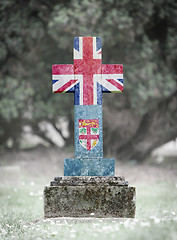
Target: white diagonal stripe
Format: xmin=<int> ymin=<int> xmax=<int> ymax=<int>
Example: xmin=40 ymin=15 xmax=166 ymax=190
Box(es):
xmin=98 ymin=74 xmax=123 ymax=92
xmin=52 ymin=75 xmax=74 ymax=92
xmin=102 ymin=74 xmax=123 ymax=85
xmin=64 ymin=79 xmax=79 ymax=92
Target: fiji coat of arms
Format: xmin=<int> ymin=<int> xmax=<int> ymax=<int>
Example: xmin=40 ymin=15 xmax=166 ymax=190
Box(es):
xmin=79 ymin=119 xmax=99 ymax=151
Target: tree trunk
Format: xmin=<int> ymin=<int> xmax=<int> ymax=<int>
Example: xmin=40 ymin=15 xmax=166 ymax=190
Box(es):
xmin=103 ymin=90 xmax=177 ymax=161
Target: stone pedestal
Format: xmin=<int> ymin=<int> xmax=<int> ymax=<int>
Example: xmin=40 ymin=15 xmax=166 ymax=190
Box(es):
xmin=64 ymin=158 xmax=115 ymax=176
xmin=44 ymin=176 xmax=136 ymax=218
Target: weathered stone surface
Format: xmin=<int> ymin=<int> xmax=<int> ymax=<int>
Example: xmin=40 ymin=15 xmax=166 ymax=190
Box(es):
xmin=51 ymin=176 xmax=128 ymax=186
xmin=44 ymin=176 xmax=136 ymax=218
xmin=74 ymin=105 xmax=103 ymax=159
xmin=52 ymin=38 xmax=124 ymax=177
xmin=64 ymin=158 xmax=115 ymax=176
xmin=47 ymin=37 xmax=135 ymax=219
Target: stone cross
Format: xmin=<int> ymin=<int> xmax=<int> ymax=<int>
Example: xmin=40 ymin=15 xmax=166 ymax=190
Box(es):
xmin=52 ymin=37 xmax=123 ymax=176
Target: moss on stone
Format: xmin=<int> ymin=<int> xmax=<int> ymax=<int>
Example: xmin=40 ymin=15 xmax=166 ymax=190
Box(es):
xmin=44 ymin=177 xmax=136 ymax=218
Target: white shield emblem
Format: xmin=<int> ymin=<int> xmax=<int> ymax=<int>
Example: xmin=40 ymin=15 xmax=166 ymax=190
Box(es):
xmin=79 ymin=119 xmax=99 ymax=151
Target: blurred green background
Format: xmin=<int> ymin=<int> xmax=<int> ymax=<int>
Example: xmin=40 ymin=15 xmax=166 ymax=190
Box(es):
xmin=0 ymin=0 xmax=177 ymax=161
xmin=0 ymin=2 xmax=177 ymax=239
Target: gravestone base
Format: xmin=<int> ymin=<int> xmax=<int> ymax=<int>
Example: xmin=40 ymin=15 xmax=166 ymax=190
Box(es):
xmin=44 ymin=176 xmax=136 ymax=218
xmin=64 ymin=158 xmax=115 ymax=176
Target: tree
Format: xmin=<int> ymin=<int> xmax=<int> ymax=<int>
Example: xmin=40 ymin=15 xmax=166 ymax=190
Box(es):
xmin=0 ymin=0 xmax=176 ymax=161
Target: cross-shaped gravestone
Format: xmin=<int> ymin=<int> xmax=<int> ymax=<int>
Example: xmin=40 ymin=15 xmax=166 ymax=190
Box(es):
xmin=52 ymin=37 xmax=123 ymax=176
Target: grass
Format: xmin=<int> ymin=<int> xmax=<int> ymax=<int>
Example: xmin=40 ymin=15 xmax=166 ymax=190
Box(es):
xmin=0 ymin=147 xmax=177 ymax=240
xmin=0 ymin=179 xmax=177 ymax=240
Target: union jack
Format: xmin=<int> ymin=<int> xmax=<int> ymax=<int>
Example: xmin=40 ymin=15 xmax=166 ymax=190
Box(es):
xmin=52 ymin=37 xmax=123 ymax=105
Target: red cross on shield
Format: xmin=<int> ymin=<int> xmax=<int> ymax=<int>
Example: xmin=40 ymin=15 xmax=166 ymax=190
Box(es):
xmin=79 ymin=119 xmax=99 ymax=151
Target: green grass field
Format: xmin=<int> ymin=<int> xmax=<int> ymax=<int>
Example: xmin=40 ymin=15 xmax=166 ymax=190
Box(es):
xmin=0 ymin=180 xmax=177 ymax=239
xmin=0 ymin=149 xmax=177 ymax=239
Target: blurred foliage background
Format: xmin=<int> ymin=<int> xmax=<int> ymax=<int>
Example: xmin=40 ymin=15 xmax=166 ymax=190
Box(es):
xmin=0 ymin=0 xmax=176 ymax=161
